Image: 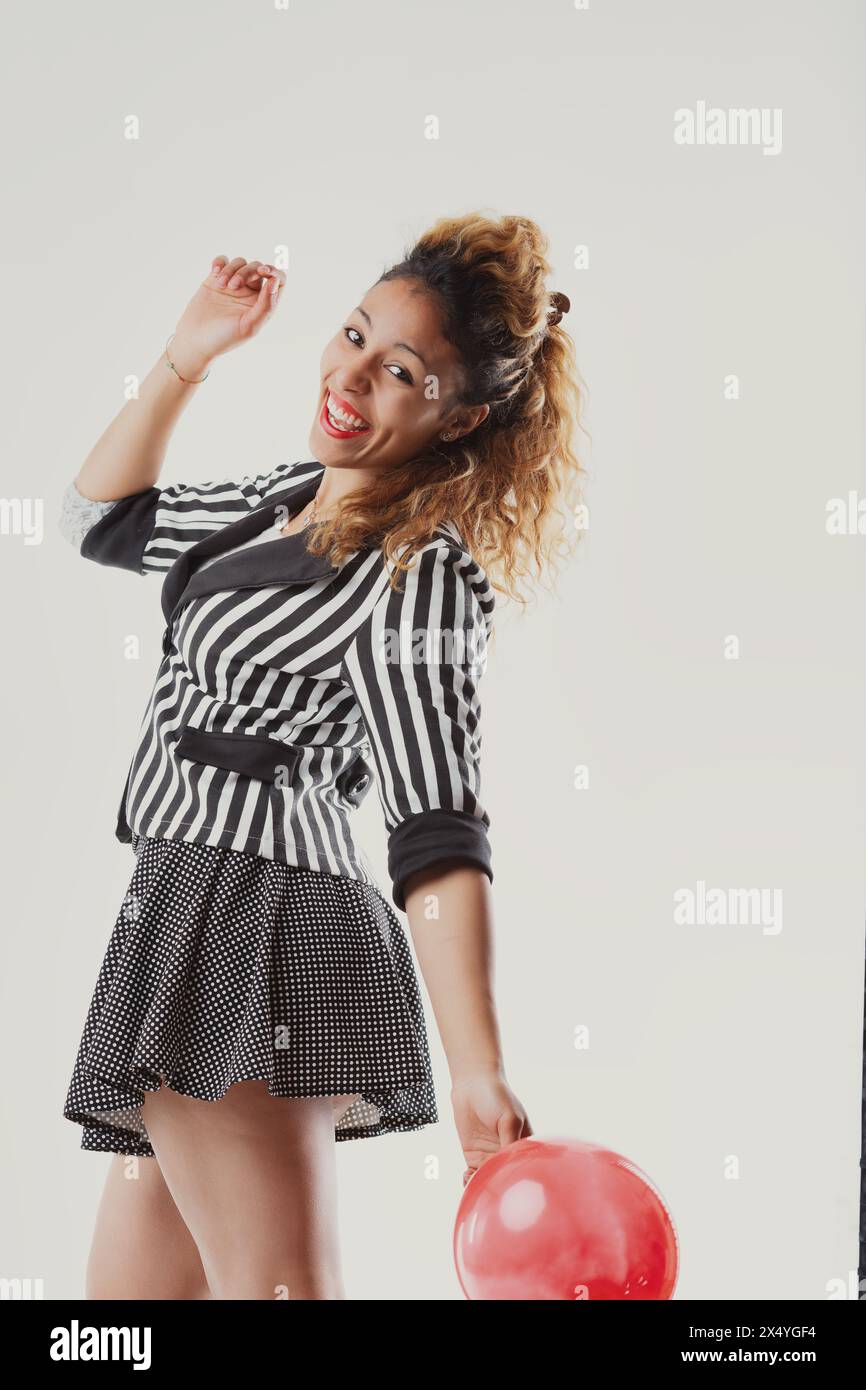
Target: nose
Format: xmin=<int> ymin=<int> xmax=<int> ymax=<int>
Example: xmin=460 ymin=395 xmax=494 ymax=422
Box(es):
xmin=333 ymin=347 xmax=371 ymax=390
xmin=333 ymin=367 xmax=369 ymax=395
xmin=330 ymin=376 xmax=372 ymax=420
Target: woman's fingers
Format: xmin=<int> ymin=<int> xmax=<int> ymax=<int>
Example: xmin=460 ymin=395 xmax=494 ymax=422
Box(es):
xmin=265 ymin=268 xmax=284 ymax=310
xmin=243 ymin=266 xmax=284 ymax=330
xmin=202 ymin=254 xmax=285 ymax=336
xmin=215 ymin=256 xmax=247 ymax=289
xmin=241 ymin=261 xmax=274 ymax=289
xmin=231 ymin=260 xmax=272 ymax=291
xmin=257 ymin=264 xmax=285 ymax=295
xmin=206 ymin=256 xmax=284 ymax=302
xmin=226 ymin=260 xmax=254 ymax=290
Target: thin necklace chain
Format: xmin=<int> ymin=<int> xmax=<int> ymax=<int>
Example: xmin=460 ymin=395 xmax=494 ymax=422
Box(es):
xmin=279 ymin=496 xmax=325 ymax=537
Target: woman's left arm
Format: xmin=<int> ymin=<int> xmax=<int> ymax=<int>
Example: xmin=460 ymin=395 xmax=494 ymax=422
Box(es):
xmin=340 ymin=540 xmax=532 ymax=1179
xmin=402 ymin=860 xmax=533 ymax=1182
xmin=403 ymin=861 xmax=502 ymax=1076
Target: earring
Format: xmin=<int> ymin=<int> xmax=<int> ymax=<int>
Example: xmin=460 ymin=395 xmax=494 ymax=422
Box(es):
xmin=441 ymin=432 xmax=454 ymax=441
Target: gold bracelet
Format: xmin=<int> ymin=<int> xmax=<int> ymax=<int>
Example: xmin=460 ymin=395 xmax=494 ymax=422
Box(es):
xmin=164 ymin=334 xmax=210 ymax=384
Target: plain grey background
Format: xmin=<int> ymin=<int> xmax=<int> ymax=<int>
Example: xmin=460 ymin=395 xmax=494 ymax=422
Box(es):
xmin=1 ymin=0 xmax=864 ymax=1299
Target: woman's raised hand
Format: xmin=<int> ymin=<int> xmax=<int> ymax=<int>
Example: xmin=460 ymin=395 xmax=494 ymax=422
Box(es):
xmin=170 ymin=255 xmax=286 ymax=371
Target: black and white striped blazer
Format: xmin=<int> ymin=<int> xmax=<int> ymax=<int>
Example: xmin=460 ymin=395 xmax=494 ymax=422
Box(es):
xmin=60 ymin=458 xmax=494 ymax=911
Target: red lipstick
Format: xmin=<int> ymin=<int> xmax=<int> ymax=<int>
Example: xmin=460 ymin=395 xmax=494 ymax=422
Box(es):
xmin=319 ymin=390 xmax=372 ymax=439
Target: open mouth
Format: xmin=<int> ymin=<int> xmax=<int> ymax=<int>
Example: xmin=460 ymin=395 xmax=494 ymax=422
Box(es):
xmin=320 ymin=390 xmax=372 ymax=438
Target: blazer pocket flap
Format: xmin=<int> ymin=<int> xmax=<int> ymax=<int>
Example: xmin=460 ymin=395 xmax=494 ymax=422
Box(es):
xmin=175 ymin=726 xmax=301 ymax=784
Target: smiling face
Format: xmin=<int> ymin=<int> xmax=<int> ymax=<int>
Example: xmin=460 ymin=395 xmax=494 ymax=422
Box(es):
xmin=309 ymin=277 xmax=487 ymax=476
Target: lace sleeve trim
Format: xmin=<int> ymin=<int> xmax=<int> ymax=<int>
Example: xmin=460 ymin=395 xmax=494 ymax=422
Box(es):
xmin=58 ymin=480 xmax=120 ymax=548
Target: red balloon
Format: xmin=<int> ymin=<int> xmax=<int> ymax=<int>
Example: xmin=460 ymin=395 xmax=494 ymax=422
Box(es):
xmin=453 ymin=1137 xmax=679 ymax=1300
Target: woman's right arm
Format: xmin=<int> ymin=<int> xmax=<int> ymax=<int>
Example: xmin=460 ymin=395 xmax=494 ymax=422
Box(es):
xmin=73 ymin=254 xmax=285 ymax=503
xmin=73 ymin=335 xmax=216 ymax=503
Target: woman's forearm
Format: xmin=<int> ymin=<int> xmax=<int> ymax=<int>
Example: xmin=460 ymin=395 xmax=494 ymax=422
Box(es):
xmin=403 ymin=863 xmax=505 ymax=1082
xmin=74 ymin=334 xmax=213 ymax=502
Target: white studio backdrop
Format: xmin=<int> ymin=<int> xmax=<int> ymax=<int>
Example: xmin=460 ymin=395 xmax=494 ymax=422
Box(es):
xmin=0 ymin=0 xmax=864 ymax=1299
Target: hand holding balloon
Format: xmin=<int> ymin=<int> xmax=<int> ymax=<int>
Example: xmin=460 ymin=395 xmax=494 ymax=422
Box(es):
xmin=450 ymin=1071 xmax=533 ymax=1187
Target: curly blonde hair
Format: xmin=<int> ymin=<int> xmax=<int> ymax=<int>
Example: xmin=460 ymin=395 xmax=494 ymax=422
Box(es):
xmin=305 ymin=211 xmax=589 ymax=605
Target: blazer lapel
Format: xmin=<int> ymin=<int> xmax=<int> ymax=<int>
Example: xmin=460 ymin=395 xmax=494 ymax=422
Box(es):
xmin=160 ymin=467 xmax=332 ymax=625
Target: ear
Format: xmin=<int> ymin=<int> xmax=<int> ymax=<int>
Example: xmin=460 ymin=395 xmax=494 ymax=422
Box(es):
xmin=444 ymin=402 xmax=490 ymax=442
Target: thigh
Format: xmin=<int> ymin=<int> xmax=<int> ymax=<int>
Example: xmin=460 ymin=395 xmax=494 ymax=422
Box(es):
xmin=86 ymin=1152 xmax=210 ymax=1300
xmin=331 ymin=1092 xmax=361 ymax=1123
xmin=141 ymin=1080 xmax=352 ymax=1300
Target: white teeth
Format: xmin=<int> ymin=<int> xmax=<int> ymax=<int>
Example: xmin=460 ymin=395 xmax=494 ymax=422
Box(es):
xmin=326 ymin=395 xmax=368 ymax=430
xmin=328 ymin=410 xmax=360 ymax=432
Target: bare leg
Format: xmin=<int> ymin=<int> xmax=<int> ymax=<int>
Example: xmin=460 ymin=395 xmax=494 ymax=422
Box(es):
xmin=85 ymin=1152 xmax=211 ymax=1300
xmin=140 ymin=1081 xmax=361 ymax=1300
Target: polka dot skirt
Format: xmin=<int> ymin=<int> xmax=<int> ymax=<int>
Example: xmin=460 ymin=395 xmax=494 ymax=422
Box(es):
xmin=62 ymin=833 xmax=439 ymax=1155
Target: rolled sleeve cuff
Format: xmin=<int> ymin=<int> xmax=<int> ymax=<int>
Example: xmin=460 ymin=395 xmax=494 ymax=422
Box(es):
xmin=387 ymin=809 xmax=493 ymax=912
xmin=79 ymin=487 xmax=161 ymax=574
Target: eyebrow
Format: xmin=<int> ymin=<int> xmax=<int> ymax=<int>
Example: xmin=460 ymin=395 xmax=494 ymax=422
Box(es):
xmin=353 ymin=306 xmax=428 ymax=368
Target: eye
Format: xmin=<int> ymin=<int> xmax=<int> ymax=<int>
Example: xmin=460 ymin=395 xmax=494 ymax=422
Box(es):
xmin=386 ymin=363 xmax=413 ymax=384
xmin=342 ymin=326 xmax=414 ymax=385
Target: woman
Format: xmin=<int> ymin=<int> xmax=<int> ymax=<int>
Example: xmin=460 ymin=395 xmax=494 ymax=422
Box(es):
xmin=59 ymin=212 xmax=585 ymax=1300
